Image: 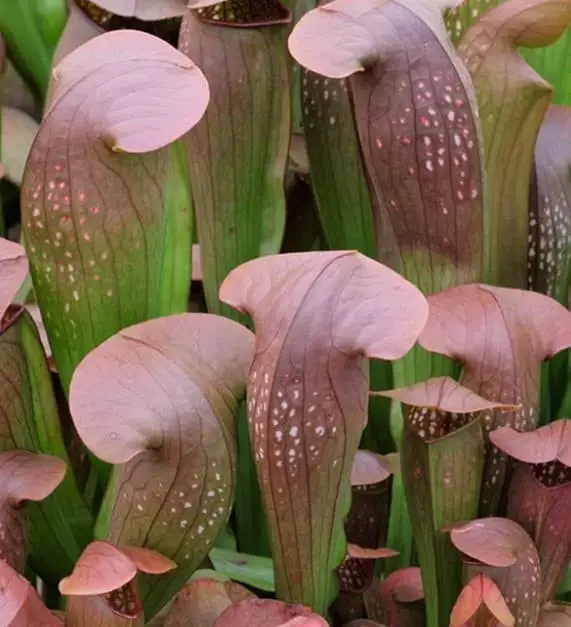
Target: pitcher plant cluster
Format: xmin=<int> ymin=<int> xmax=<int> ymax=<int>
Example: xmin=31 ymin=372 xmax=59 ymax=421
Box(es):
xmin=0 ymin=0 xmax=569 ymax=625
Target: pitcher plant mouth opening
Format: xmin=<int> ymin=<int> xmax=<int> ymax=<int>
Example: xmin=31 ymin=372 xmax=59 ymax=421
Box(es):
xmin=407 ymin=407 xmax=476 ymax=442
xmin=194 ymin=0 xmax=291 ymax=28
xmin=74 ymin=0 xmax=182 ymax=44
xmin=532 ymin=460 xmax=571 ymax=487
xmin=0 ymin=304 xmax=25 ymax=335
xmin=104 ymin=581 xmax=141 ymax=619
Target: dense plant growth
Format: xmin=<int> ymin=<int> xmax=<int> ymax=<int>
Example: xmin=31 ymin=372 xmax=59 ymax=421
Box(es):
xmin=0 ymin=0 xmax=570 ymax=625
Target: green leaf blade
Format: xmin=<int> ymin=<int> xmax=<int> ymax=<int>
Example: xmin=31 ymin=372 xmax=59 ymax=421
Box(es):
xmin=289 ymin=0 xmax=487 ymax=296
xmin=404 ymin=417 xmax=484 ymax=626
xmin=0 ymin=309 xmax=93 ymax=582
xmin=209 ymin=548 xmax=275 ymax=592
xmin=22 ymin=30 xmax=207 ymax=392
xmin=220 ymin=251 xmax=428 ymax=615
xmin=527 ymin=105 xmax=571 ymax=302
xmin=458 ymin=0 xmax=571 ymax=287
xmin=382 ymin=378 xmax=504 ymax=627
xmin=522 ymin=26 xmax=571 ymax=106
xmin=69 ymin=313 xmax=254 ymax=618
xmin=158 ymin=139 xmax=194 ymax=317
xmin=180 ymin=8 xmax=290 ymax=321
xmin=0 ymin=0 xmax=67 ymax=99
xmin=301 ymin=69 xmax=376 ymax=258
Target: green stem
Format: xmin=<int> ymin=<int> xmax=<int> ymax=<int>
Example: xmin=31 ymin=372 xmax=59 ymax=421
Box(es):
xmin=385 ymin=348 xmax=458 ymax=573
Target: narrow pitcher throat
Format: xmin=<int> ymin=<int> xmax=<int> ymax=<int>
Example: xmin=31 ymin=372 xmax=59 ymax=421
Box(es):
xmin=0 ymin=304 xmax=25 ymax=336
xmin=104 ymin=581 xmax=142 ymax=619
xmin=406 ymin=405 xmax=477 ymax=441
xmin=194 ymin=0 xmax=291 ymax=27
xmin=74 ymin=0 xmax=181 ymax=45
xmin=531 ymin=460 xmax=571 ymax=488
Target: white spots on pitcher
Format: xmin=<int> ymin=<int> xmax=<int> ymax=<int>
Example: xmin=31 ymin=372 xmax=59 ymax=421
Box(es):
xmin=409 ymin=406 xmax=474 ymax=442
xmin=417 ymin=71 xmax=479 ymax=200
xmin=374 ymin=66 xmax=480 ymax=228
xmin=248 ymin=367 xmax=271 ymax=429
xmin=533 ymin=460 xmax=571 ymax=488
xmin=23 ymin=162 xmax=124 ymax=336
xmin=301 ymin=70 xmax=347 ymax=131
xmin=247 ymin=365 xmax=344 ymax=502
xmin=445 ymin=1 xmax=492 ymax=43
xmin=480 ymin=394 xmax=540 ymax=508
xmin=528 ymin=183 xmax=570 ymax=295
xmin=459 ymin=22 xmax=499 ymax=77
xmin=142 ymin=462 xmax=230 ymax=562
